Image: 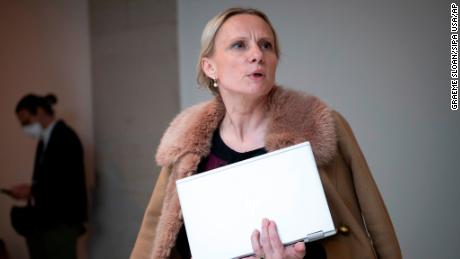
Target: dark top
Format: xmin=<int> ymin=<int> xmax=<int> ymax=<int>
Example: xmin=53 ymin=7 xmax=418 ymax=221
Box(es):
xmin=175 ymin=131 xmax=326 ymax=258
xmin=176 ymin=130 xmax=265 ymax=258
xmin=32 ymin=120 xmax=88 ymax=228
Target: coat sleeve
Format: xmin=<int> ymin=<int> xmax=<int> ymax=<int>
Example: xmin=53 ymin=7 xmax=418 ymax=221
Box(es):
xmin=130 ymin=166 xmax=171 ymax=259
xmin=333 ymin=111 xmax=402 ymax=259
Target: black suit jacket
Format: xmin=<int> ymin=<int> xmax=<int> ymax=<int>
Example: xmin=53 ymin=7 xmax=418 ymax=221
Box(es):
xmin=32 ymin=120 xmax=88 ymax=227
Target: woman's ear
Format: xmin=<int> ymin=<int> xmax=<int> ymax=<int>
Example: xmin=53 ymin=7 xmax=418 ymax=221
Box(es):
xmin=202 ymin=57 xmax=217 ymax=79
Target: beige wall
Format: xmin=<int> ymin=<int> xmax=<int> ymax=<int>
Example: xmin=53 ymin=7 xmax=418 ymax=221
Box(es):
xmin=88 ymin=0 xmax=179 ymax=258
xmin=0 ymin=0 xmax=179 ymax=258
xmin=0 ymin=1 xmax=93 ymax=258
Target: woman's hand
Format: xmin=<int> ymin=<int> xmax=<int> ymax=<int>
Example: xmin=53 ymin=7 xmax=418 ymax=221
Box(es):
xmin=9 ymin=183 xmax=31 ymax=200
xmin=243 ymin=218 xmax=306 ymax=259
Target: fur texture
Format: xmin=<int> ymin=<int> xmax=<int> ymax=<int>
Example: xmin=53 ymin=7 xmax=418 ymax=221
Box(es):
xmin=156 ymin=86 xmax=337 ymax=167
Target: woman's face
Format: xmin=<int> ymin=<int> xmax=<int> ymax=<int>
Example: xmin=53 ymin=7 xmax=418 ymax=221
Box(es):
xmin=203 ymin=14 xmax=278 ymax=98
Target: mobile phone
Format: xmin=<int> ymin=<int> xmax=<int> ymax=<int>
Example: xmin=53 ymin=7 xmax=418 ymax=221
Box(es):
xmin=0 ymin=188 xmax=13 ymax=196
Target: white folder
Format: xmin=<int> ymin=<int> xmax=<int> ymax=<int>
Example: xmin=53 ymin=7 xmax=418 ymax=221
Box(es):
xmin=176 ymin=141 xmax=336 ymax=259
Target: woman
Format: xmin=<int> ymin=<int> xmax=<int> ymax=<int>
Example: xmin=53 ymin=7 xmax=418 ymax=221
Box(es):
xmin=8 ymin=94 xmax=88 ymax=259
xmin=131 ymin=8 xmax=401 ymax=259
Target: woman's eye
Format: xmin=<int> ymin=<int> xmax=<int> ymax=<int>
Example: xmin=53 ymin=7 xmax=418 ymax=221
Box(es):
xmin=260 ymin=41 xmax=273 ymax=50
xmin=231 ymin=41 xmax=245 ymax=49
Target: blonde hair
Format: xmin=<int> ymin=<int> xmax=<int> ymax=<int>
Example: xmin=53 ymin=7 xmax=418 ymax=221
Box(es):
xmin=196 ymin=7 xmax=280 ymax=95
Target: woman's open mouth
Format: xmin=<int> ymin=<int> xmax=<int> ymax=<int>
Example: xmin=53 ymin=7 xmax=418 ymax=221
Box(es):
xmin=248 ymin=72 xmax=265 ymax=80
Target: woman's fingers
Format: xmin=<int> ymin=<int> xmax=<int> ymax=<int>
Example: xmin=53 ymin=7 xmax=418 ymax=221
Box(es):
xmin=259 ymin=218 xmax=273 ymax=255
xmin=250 ymin=229 xmax=264 ymax=258
xmin=284 ymin=242 xmax=306 ymax=259
xmin=267 ymin=220 xmax=284 ymax=255
xmin=293 ymin=242 xmax=306 ymax=254
xmin=251 ymin=219 xmax=306 ymax=259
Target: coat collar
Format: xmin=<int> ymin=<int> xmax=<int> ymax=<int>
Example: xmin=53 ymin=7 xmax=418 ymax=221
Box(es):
xmin=156 ymin=86 xmax=337 ymax=167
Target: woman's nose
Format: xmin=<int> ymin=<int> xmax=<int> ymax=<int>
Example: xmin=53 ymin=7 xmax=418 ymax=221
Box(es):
xmin=248 ymin=45 xmax=263 ymax=63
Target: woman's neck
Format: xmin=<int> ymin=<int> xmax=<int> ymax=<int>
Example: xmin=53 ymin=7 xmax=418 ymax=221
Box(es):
xmin=219 ymin=93 xmax=269 ymax=152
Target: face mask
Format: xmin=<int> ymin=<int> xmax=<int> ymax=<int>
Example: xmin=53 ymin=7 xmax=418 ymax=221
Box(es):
xmin=22 ymin=122 xmax=43 ymax=139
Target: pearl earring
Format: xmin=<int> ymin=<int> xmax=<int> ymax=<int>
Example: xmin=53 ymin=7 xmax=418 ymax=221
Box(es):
xmin=213 ymin=79 xmax=218 ymax=88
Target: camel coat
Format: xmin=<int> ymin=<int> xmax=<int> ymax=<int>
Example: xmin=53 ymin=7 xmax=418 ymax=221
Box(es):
xmin=130 ymin=87 xmax=402 ymax=259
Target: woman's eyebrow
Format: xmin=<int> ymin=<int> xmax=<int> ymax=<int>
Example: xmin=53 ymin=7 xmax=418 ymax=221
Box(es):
xmin=225 ymin=35 xmax=274 ymax=42
xmin=225 ymin=35 xmax=248 ymax=41
xmin=258 ymin=36 xmax=274 ymax=42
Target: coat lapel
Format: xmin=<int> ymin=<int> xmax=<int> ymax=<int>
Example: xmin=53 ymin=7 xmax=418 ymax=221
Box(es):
xmin=156 ymin=86 xmax=337 ymax=168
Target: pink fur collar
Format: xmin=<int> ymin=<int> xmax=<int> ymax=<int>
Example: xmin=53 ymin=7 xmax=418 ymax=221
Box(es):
xmin=156 ymin=86 xmax=337 ymax=167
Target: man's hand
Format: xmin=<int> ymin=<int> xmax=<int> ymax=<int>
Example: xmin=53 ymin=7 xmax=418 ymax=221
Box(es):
xmin=8 ymin=183 xmax=31 ymax=200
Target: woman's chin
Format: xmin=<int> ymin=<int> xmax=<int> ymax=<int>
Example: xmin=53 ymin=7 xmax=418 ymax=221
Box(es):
xmin=222 ymin=83 xmax=273 ymax=98
xmin=245 ymin=83 xmax=273 ymax=97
